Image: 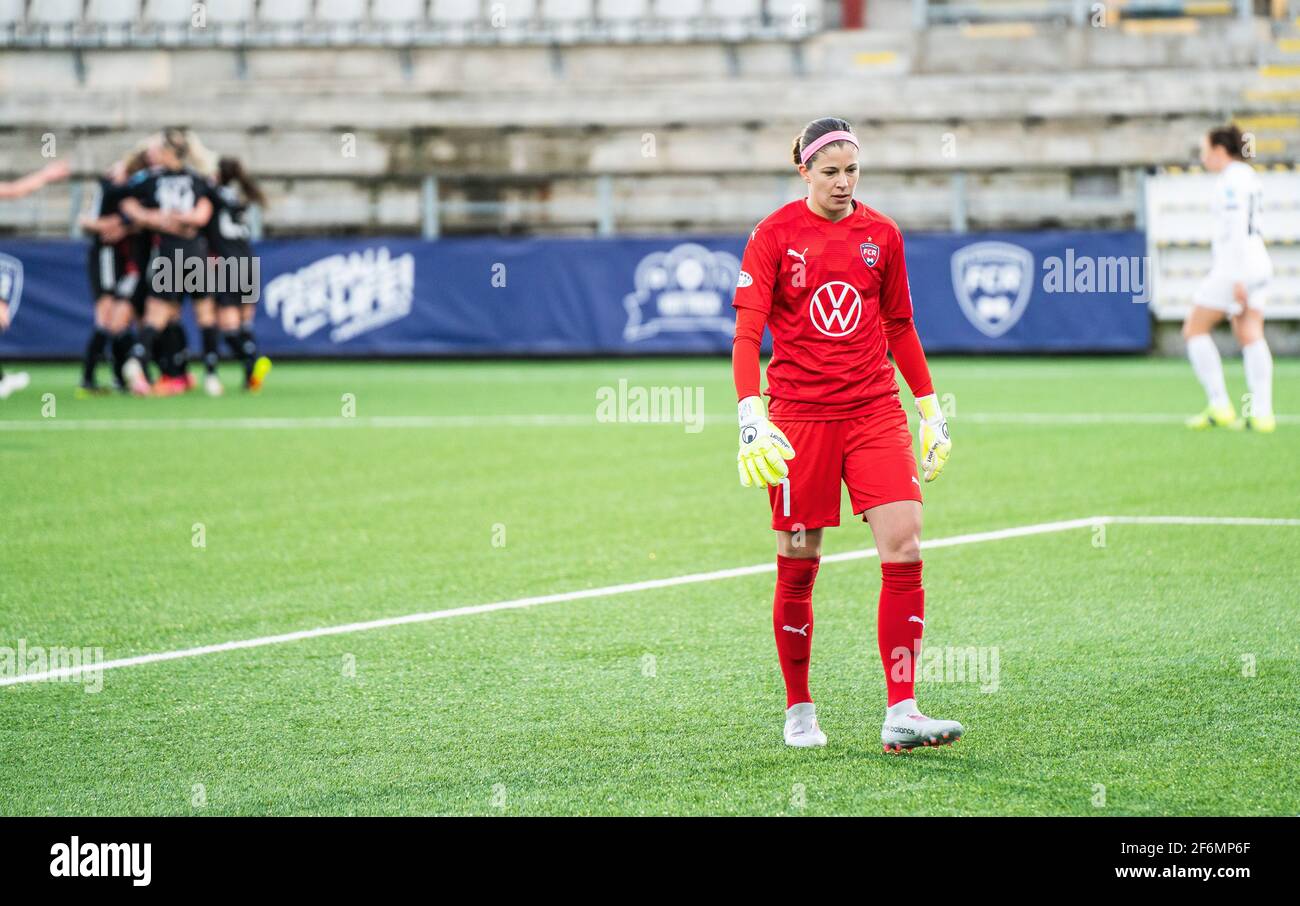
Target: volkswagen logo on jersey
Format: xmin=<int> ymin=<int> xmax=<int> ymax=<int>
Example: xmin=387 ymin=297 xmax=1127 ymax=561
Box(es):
xmin=860 ymin=242 xmax=880 ymax=268
xmin=623 ymin=243 xmax=740 ymax=342
xmin=809 ymin=281 xmax=862 ymax=337
xmin=0 ymin=252 xmax=24 ymax=319
xmin=950 ymin=241 xmax=1034 ymax=338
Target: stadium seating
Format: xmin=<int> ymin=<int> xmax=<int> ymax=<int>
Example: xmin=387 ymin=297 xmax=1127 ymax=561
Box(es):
xmin=317 ymin=0 xmax=369 ymax=21
xmin=1146 ymin=166 xmax=1300 ymax=319
xmin=26 ymin=0 xmax=84 ymax=27
xmin=86 ymin=0 xmax=142 ymax=24
xmin=0 ymin=4 xmax=1296 ymax=247
xmin=430 ymin=0 xmax=482 ymax=24
xmin=256 ymin=0 xmax=310 ymax=26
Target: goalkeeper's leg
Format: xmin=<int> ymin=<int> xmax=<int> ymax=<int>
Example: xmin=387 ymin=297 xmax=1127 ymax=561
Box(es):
xmin=766 ymin=419 xmax=841 ymax=748
xmin=864 ymin=499 xmax=963 ymax=753
xmin=775 ymin=529 xmax=825 ymax=747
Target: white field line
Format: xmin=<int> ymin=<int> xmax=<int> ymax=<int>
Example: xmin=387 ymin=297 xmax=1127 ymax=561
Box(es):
xmin=1 ymin=413 xmax=1297 ymax=431
xmin=2 ymin=514 xmax=1296 ymax=688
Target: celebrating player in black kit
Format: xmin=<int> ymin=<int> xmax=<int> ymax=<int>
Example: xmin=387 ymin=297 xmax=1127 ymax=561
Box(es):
xmin=195 ymin=156 xmax=270 ymax=395
xmin=77 ymin=157 xmax=142 ymax=395
xmin=118 ymin=129 xmax=214 ymax=396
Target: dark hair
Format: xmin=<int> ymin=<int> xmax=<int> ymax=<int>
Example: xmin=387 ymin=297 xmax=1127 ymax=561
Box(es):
xmin=792 ymin=117 xmax=856 ymax=167
xmin=123 ymin=149 xmax=149 ymax=175
xmin=218 ymin=156 xmax=267 ymax=208
xmin=1207 ymin=125 xmax=1245 ymax=159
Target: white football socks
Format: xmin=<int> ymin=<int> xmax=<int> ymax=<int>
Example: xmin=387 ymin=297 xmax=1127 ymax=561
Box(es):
xmin=1186 ymin=334 xmax=1230 ymax=409
xmin=1241 ymin=339 xmax=1274 ymax=418
xmin=886 ymin=697 xmax=919 ymax=718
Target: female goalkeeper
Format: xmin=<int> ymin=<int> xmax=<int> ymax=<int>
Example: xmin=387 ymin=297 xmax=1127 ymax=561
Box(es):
xmin=732 ymin=116 xmax=962 ymax=753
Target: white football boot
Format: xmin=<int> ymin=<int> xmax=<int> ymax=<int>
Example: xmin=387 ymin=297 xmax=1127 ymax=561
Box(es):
xmin=784 ymin=702 xmax=827 ymax=748
xmin=0 ymin=370 xmax=30 ymax=399
xmin=121 ymin=358 xmax=151 ymax=396
xmin=204 ymin=373 xmax=224 ymax=397
xmin=881 ymin=698 xmax=963 ymax=754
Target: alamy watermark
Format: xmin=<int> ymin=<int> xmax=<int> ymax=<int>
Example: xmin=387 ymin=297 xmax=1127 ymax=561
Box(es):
xmin=150 ymin=251 xmax=261 ymax=303
xmin=889 ymin=644 xmax=1000 ymax=693
xmin=0 ymin=638 xmax=105 ymax=693
xmin=596 ymin=379 xmax=705 ymax=433
xmin=1042 ymin=250 xmax=1150 ymax=304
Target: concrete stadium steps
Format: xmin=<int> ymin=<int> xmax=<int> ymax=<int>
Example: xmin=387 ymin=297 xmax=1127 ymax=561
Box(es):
xmin=0 ymin=17 xmax=1275 ymax=85
xmin=0 ymin=168 xmax=1140 ymax=235
xmin=1238 ymin=19 xmax=1300 ymax=158
xmin=0 ymin=111 xmax=1265 ymax=179
xmin=277 ymin=169 xmax=1141 ymax=234
xmin=6 ymin=62 xmax=1287 ymax=124
xmin=1 ymin=20 xmax=1292 ymax=234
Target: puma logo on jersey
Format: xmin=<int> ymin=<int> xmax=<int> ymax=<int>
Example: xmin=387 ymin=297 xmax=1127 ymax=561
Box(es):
xmin=782 ymin=623 xmax=810 ymax=636
xmin=786 ymin=248 xmax=808 ymax=265
xmin=908 ymin=615 xmax=924 ymax=627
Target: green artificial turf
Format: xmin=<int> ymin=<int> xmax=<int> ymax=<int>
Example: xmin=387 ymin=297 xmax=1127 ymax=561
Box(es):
xmin=1 ymin=356 xmax=1296 ymax=815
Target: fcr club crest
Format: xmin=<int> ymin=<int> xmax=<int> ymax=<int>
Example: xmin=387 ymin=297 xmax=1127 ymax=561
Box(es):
xmin=950 ymin=241 xmax=1034 ymax=338
xmin=0 ymin=253 xmax=24 ymax=319
xmin=860 ymin=242 xmax=879 ymax=268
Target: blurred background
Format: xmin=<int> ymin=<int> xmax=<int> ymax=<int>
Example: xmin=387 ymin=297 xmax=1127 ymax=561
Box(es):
xmin=0 ymin=0 xmax=1297 ymax=358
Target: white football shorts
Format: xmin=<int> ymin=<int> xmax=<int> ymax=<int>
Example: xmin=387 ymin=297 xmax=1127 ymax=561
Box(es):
xmin=1193 ymin=273 xmax=1270 ymax=317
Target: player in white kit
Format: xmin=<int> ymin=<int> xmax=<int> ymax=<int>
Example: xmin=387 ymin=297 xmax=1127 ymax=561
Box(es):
xmin=1183 ymin=126 xmax=1276 ymax=432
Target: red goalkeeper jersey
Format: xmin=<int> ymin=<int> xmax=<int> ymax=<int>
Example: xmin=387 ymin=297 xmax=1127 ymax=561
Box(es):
xmin=732 ymin=198 xmax=914 ymax=418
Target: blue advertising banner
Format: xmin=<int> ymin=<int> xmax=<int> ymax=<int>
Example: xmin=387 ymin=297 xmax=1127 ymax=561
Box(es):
xmin=0 ymin=231 xmax=1149 ymax=358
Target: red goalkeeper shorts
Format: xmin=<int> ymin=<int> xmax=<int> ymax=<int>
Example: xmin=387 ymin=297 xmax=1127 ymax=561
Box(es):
xmin=766 ymin=396 xmax=922 ymax=531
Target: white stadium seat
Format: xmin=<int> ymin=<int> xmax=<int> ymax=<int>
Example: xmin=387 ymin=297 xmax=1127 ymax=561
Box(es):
xmin=86 ymin=0 xmax=142 ymax=24
xmin=204 ymin=0 xmax=255 ymax=25
xmin=0 ymin=0 xmax=23 ymax=26
xmin=431 ymin=0 xmax=480 ymax=25
xmin=541 ymin=0 xmax=593 ymax=21
xmin=373 ymin=0 xmax=429 ymax=22
xmin=710 ymin=0 xmax=761 ymax=18
xmin=497 ymin=0 xmax=537 ymax=22
xmin=28 ymin=0 xmax=84 ymax=25
xmin=316 ymin=0 xmax=368 ymax=22
xmin=767 ymin=0 xmax=817 ymax=23
xmin=654 ymin=0 xmax=705 ymax=19
xmin=255 ymin=0 xmax=309 ymax=25
xmin=147 ymin=0 xmax=203 ymax=26
xmin=596 ymin=0 xmax=649 ymax=18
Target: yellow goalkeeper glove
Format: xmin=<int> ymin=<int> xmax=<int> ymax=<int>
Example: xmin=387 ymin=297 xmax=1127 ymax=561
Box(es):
xmin=736 ymin=396 xmax=795 ymax=488
xmin=916 ymin=393 xmax=951 ymax=482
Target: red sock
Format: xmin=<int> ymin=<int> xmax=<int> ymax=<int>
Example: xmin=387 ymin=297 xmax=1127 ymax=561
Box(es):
xmin=774 ymin=555 xmax=819 ymax=708
xmin=878 ymin=560 xmax=924 ymax=707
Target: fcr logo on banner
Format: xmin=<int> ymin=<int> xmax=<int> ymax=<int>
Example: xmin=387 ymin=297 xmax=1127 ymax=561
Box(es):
xmin=623 ymin=243 xmax=740 ymax=342
xmin=809 ymin=281 xmax=862 ymax=337
xmin=0 ymin=252 xmax=24 ymax=318
xmin=950 ymin=241 xmax=1034 ymax=338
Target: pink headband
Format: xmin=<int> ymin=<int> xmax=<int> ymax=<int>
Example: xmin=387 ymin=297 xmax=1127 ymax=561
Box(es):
xmin=800 ymin=130 xmax=858 ymax=166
